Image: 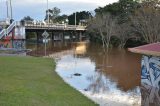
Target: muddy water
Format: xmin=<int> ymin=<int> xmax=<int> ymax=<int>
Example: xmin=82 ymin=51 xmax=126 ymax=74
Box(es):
xmin=26 ymin=41 xmax=141 ymax=105
xmin=53 ymin=42 xmax=141 ymax=106
xmin=0 ymin=40 xmax=142 ymax=105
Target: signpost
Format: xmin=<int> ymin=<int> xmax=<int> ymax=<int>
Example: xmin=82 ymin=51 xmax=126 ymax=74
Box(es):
xmin=42 ymin=30 xmax=49 ymax=56
xmin=42 ymin=0 xmax=50 ymax=56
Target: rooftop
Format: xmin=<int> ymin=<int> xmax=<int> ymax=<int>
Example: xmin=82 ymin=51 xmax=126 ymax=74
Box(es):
xmin=128 ymin=42 xmax=160 ymax=56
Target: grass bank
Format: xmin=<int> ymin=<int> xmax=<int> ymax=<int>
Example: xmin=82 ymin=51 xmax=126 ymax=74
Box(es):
xmin=0 ymin=56 xmax=97 ymax=106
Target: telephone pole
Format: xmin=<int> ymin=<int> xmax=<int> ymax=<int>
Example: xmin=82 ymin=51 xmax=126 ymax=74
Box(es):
xmin=75 ymin=12 xmax=76 ymax=27
xmin=6 ymin=0 xmax=9 ymax=19
xmin=47 ymin=0 xmax=49 ymax=25
xmin=9 ymin=0 xmax=13 ymax=23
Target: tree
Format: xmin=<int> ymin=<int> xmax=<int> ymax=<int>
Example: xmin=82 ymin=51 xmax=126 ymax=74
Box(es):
xmin=21 ymin=16 xmax=34 ymax=22
xmin=95 ymin=0 xmax=139 ymax=24
xmin=115 ymin=23 xmax=131 ymax=48
xmin=45 ymin=7 xmax=61 ymax=23
xmin=68 ymin=11 xmax=92 ymax=25
xmin=88 ymin=13 xmax=116 ymax=49
xmin=131 ymin=0 xmax=160 ymax=43
xmin=54 ymin=15 xmax=68 ymax=24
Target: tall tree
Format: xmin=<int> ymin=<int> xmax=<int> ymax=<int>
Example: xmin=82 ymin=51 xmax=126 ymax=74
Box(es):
xmin=21 ymin=16 xmax=34 ymax=22
xmin=54 ymin=15 xmax=68 ymax=24
xmin=115 ymin=23 xmax=131 ymax=48
xmin=131 ymin=0 xmax=160 ymax=43
xmin=45 ymin=7 xmax=61 ymax=23
xmin=88 ymin=13 xmax=116 ymax=49
xmin=95 ymin=0 xmax=139 ymax=24
xmin=68 ymin=11 xmax=92 ymax=25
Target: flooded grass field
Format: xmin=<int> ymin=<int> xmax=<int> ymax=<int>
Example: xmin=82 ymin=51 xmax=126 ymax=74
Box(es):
xmin=0 ymin=40 xmax=142 ymax=105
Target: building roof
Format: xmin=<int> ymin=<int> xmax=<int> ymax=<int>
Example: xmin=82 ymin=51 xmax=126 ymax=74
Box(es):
xmin=128 ymin=42 xmax=160 ymax=56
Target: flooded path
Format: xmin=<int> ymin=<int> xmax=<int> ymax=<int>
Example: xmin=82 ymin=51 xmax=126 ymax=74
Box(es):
xmin=0 ymin=40 xmax=142 ymax=105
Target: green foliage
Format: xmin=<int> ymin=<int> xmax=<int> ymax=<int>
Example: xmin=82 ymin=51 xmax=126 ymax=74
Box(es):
xmin=68 ymin=11 xmax=92 ymax=25
xmin=21 ymin=16 xmax=34 ymax=22
xmin=95 ymin=0 xmax=139 ymax=23
xmin=45 ymin=7 xmax=61 ymax=23
xmin=54 ymin=15 xmax=68 ymax=24
xmin=0 ymin=56 xmax=97 ymax=106
xmin=88 ymin=0 xmax=160 ymax=48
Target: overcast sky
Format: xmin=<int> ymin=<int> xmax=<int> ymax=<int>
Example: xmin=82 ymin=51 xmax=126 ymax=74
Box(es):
xmin=0 ymin=0 xmax=118 ymax=20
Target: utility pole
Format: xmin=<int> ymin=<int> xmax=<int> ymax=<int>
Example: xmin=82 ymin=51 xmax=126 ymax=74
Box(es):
xmin=6 ymin=0 xmax=9 ymax=19
xmin=47 ymin=0 xmax=49 ymax=25
xmin=41 ymin=0 xmax=50 ymax=56
xmin=75 ymin=12 xmax=76 ymax=27
xmin=9 ymin=0 xmax=13 ymax=23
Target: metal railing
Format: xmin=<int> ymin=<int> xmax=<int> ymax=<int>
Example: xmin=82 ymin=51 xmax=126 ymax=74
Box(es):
xmin=7 ymin=21 xmax=16 ymax=35
xmin=0 ymin=21 xmax=17 ymax=39
xmin=0 ymin=29 xmax=6 ymax=39
xmin=24 ymin=21 xmax=86 ymax=30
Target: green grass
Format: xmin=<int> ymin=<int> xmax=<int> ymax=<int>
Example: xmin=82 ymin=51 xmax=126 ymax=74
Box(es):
xmin=0 ymin=56 xmax=97 ymax=106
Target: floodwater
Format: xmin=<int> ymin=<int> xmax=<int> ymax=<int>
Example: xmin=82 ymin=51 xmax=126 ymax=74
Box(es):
xmin=0 ymin=40 xmax=142 ymax=105
xmin=52 ymin=42 xmax=142 ymax=106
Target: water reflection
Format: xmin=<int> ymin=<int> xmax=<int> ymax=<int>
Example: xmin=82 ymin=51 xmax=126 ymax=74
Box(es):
xmin=75 ymin=42 xmax=87 ymax=55
xmin=26 ymin=41 xmax=73 ymax=57
xmin=55 ymin=51 xmax=141 ymax=106
xmin=86 ymin=44 xmax=141 ymax=92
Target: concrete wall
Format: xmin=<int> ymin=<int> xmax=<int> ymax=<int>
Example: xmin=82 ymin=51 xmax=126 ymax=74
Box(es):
xmin=14 ymin=26 xmax=26 ymax=39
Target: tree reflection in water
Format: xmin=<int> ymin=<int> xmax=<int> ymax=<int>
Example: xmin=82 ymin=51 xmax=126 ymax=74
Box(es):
xmin=86 ymin=69 xmax=108 ymax=93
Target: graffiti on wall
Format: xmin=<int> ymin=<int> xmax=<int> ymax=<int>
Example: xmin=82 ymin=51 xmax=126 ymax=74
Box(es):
xmin=0 ymin=40 xmax=25 ymax=49
xmin=141 ymin=84 xmax=160 ymax=106
xmin=141 ymin=55 xmax=160 ymax=106
xmin=141 ymin=55 xmax=160 ymax=89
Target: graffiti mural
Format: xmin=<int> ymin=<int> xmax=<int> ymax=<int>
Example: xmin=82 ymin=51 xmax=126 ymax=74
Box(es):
xmin=141 ymin=55 xmax=160 ymax=106
xmin=141 ymin=84 xmax=160 ymax=106
xmin=141 ymin=55 xmax=160 ymax=89
xmin=0 ymin=40 xmax=25 ymax=49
